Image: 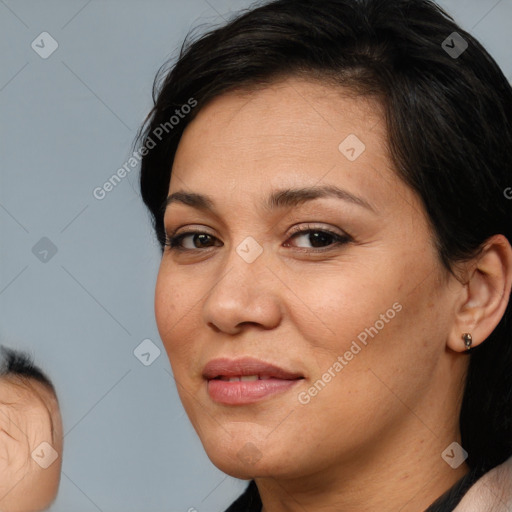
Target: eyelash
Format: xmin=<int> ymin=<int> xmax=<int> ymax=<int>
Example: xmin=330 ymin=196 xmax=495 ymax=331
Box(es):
xmin=164 ymin=224 xmax=352 ymax=253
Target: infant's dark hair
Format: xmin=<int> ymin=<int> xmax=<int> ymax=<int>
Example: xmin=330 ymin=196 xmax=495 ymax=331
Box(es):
xmin=0 ymin=346 xmax=56 ymax=395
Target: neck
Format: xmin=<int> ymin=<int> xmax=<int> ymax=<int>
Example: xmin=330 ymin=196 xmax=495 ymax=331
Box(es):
xmin=257 ymin=423 xmax=469 ymax=512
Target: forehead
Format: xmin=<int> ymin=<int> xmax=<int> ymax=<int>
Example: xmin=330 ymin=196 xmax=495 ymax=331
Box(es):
xmin=0 ymin=377 xmax=61 ymax=443
xmin=170 ymin=76 xmax=417 ymax=219
xmin=177 ymin=77 xmax=384 ymax=163
xmin=0 ymin=376 xmax=54 ymax=405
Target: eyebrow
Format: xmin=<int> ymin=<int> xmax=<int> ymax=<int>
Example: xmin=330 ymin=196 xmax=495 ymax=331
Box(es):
xmin=163 ymin=185 xmax=376 ymax=215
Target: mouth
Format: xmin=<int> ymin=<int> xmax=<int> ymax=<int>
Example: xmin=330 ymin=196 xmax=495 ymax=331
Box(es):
xmin=203 ymin=357 xmax=304 ymax=405
xmin=202 ymin=356 xmax=304 ymax=381
xmin=212 ymin=375 xmax=280 ymax=381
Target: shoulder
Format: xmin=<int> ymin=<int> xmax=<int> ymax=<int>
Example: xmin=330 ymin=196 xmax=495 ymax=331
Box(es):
xmin=454 ymin=456 xmax=512 ymax=512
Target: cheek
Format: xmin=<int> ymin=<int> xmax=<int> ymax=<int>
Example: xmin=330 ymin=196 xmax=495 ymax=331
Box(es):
xmin=154 ymin=266 xmax=184 ymax=345
xmin=283 ymin=283 xmax=443 ymax=458
xmin=293 ymin=250 xmax=445 ymax=399
xmin=154 ymin=267 xmax=201 ymax=371
xmin=286 ymin=261 xmax=403 ymax=354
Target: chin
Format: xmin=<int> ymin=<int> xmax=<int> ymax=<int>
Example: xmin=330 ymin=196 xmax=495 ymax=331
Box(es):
xmin=201 ymin=433 xmax=299 ymax=480
xmin=208 ymin=451 xmax=278 ymax=480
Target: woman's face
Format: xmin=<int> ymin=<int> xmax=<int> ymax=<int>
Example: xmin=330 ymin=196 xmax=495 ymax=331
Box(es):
xmin=155 ymin=77 xmax=467 ymax=480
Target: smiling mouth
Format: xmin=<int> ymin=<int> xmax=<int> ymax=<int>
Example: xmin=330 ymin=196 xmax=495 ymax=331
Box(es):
xmin=212 ymin=374 xmax=301 ymax=382
xmin=206 ymin=377 xmax=303 ymax=405
xmin=202 ymin=357 xmax=304 ymax=380
xmin=202 ymin=357 xmax=305 ymax=404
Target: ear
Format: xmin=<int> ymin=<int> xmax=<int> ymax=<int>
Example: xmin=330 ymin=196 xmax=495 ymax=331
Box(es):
xmin=447 ymin=234 xmax=512 ymax=353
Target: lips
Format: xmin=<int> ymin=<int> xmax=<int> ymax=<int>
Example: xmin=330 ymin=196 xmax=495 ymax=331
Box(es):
xmin=203 ymin=357 xmax=304 ymax=405
xmin=202 ymin=357 xmax=304 ymax=381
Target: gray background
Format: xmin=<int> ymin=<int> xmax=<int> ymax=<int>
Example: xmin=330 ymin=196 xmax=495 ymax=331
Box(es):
xmin=0 ymin=1 xmax=511 ymax=511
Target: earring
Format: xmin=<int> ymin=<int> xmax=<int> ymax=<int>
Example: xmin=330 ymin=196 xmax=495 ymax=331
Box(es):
xmin=462 ymin=333 xmax=473 ymax=351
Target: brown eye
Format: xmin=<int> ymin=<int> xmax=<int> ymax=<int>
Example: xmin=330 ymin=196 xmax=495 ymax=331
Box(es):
xmin=165 ymin=231 xmax=221 ymax=251
xmin=285 ymin=228 xmax=350 ymax=250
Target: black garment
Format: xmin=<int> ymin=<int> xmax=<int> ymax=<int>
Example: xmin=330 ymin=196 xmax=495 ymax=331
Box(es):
xmin=224 ymin=468 xmax=483 ymax=512
xmin=224 ymin=480 xmax=261 ymax=512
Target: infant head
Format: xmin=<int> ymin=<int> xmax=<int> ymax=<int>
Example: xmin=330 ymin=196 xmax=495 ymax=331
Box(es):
xmin=0 ymin=347 xmax=63 ymax=512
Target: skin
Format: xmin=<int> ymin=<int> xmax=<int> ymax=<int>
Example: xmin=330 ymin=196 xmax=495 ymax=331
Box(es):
xmin=0 ymin=378 xmax=63 ymax=512
xmin=154 ymin=76 xmax=512 ymax=511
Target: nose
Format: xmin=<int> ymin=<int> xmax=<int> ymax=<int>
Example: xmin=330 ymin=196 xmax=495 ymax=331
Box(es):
xmin=201 ymin=245 xmax=283 ymax=335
